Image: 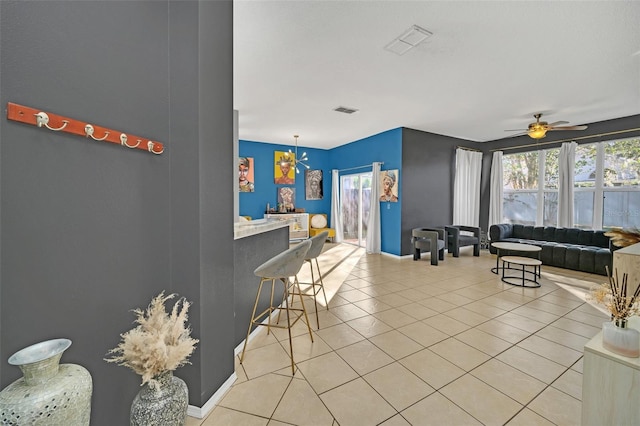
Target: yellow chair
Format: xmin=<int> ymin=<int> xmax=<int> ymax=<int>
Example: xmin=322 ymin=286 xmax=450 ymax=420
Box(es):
xmin=308 ymin=214 xmax=335 ymax=241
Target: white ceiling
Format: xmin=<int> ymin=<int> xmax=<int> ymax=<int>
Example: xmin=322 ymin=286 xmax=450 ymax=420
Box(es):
xmin=234 ymin=1 xmax=640 ymax=150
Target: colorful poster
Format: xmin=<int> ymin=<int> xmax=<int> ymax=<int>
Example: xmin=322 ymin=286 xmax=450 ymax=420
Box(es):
xmin=274 ymin=151 xmax=295 ymax=184
xmin=305 ymin=170 xmax=323 ymax=200
xmin=278 ymin=187 xmax=295 ymax=211
xmin=380 ymin=169 xmax=399 ymax=202
xmin=238 ymin=157 xmax=254 ymax=192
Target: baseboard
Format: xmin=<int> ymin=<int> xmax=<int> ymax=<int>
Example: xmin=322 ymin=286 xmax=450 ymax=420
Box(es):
xmin=187 ymin=372 xmax=237 ymax=419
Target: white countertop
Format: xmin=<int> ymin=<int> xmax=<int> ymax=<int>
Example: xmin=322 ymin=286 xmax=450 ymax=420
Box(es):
xmin=234 ymin=218 xmax=291 ymax=240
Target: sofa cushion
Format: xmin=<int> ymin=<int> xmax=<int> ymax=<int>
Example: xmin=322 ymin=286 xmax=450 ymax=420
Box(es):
xmin=566 ymin=229 xmax=581 ymax=245
xmin=532 ymin=226 xmax=545 ymax=241
xmin=579 ymin=248 xmax=596 ymax=274
xmin=593 ymin=231 xmax=610 ymax=248
xmin=577 ymin=230 xmax=593 ymax=246
xmin=513 ymin=224 xmax=532 ymax=239
xmin=543 ymin=227 xmax=556 ymax=242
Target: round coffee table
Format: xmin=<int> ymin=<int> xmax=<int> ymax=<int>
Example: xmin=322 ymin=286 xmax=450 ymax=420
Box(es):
xmin=491 ymin=242 xmax=542 ymax=275
xmin=500 ymin=255 xmax=542 ymax=288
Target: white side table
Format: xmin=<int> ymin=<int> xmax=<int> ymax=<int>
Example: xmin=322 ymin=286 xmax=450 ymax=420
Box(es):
xmin=582 ymin=317 xmax=640 ymax=425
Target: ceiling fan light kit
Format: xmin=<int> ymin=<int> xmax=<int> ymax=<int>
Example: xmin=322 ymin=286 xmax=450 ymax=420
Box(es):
xmin=507 ymin=113 xmax=588 ymax=139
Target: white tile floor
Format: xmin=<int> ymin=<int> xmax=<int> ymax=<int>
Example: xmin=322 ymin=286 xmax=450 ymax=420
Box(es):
xmin=188 ymin=244 xmax=609 ymax=426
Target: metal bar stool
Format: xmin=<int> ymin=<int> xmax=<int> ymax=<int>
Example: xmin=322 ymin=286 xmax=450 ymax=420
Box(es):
xmin=239 ymin=239 xmax=313 ymax=374
xmin=299 ymin=231 xmax=330 ymax=329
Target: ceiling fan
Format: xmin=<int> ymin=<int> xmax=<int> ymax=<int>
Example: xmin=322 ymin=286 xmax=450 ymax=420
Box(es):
xmin=506 ymin=113 xmax=588 ymax=139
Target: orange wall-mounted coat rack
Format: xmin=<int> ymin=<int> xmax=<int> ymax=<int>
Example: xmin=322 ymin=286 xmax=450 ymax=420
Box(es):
xmin=6 ymin=102 xmax=164 ymax=155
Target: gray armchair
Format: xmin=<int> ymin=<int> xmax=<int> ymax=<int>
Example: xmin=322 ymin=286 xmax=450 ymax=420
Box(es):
xmin=411 ymin=228 xmax=446 ymax=265
xmin=445 ymin=225 xmax=481 ymax=257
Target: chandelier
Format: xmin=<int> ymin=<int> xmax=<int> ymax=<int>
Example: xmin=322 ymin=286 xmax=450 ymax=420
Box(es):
xmin=284 ymin=134 xmax=309 ymax=174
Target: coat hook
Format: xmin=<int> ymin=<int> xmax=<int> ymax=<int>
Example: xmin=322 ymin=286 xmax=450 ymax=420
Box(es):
xmin=85 ymin=124 xmax=109 ymax=141
xmin=120 ymin=133 xmax=140 ymax=149
xmin=147 ymin=141 xmax=164 ymax=155
xmin=34 ymin=112 xmax=69 ymax=131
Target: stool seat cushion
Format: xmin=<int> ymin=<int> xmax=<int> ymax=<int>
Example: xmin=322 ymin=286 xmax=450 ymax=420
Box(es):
xmin=254 ymin=239 xmax=312 ymax=279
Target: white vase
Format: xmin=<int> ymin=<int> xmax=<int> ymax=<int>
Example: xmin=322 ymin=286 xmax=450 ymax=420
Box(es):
xmin=602 ymin=319 xmax=640 ymax=358
xmin=0 ymin=338 xmax=93 ymax=425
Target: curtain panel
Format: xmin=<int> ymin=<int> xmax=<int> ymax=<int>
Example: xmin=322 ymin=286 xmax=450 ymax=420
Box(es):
xmin=453 ymin=149 xmax=483 ymax=226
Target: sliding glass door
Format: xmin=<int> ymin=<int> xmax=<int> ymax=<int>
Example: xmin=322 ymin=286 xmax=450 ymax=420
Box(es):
xmin=340 ymin=173 xmax=372 ymax=247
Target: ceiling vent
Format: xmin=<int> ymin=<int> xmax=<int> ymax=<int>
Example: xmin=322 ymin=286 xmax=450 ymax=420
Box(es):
xmin=385 ymin=25 xmax=433 ymax=55
xmin=334 ymin=106 xmax=358 ymax=114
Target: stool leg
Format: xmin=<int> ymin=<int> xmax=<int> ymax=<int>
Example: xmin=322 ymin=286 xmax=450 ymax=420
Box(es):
xmin=240 ymin=277 xmax=268 ymax=364
xmin=292 ymin=274 xmax=314 ymax=342
xmin=315 ymin=258 xmax=329 ymax=309
xmin=308 ymin=259 xmax=320 ymax=329
xmin=281 ymin=277 xmax=296 ymax=374
xmin=267 ymin=278 xmax=275 ymax=334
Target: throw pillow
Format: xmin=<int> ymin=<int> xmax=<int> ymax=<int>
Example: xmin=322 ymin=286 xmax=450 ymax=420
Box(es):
xmin=310 ymin=214 xmax=327 ymax=229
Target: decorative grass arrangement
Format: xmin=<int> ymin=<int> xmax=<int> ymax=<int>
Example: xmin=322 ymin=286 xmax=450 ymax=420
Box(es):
xmin=589 ymin=267 xmax=640 ymax=322
xmin=604 ymin=228 xmax=640 ymax=248
xmin=106 ymin=292 xmax=198 ymax=390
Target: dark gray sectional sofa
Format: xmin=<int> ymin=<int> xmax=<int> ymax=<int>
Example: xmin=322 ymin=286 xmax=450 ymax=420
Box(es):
xmin=489 ymin=224 xmax=614 ymax=275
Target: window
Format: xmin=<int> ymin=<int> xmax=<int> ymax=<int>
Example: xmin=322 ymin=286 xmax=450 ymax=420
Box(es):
xmin=502 ymin=137 xmax=640 ymax=229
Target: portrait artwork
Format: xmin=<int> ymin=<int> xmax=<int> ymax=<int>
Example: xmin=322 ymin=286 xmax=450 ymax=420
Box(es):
xmin=379 ymin=169 xmax=399 ymax=202
xmin=305 ymin=169 xmax=323 ymax=200
xmin=238 ymin=157 xmax=255 ymax=192
xmin=274 ymin=151 xmax=295 ymax=184
xmin=277 ymin=187 xmax=296 ymax=212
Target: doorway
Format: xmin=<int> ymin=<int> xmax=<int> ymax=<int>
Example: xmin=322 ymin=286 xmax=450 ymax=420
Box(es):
xmin=340 ymin=173 xmax=372 ymax=247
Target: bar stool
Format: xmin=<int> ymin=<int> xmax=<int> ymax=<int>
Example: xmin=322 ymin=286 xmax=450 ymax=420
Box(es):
xmin=300 ymin=231 xmax=330 ymax=329
xmin=239 ymin=239 xmax=313 ymax=374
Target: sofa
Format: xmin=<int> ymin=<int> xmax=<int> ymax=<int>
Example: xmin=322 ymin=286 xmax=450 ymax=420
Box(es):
xmin=489 ymin=224 xmax=614 ymax=275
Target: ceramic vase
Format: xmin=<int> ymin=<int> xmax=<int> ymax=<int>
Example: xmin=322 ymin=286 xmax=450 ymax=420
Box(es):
xmin=0 ymin=338 xmax=93 ymax=425
xmin=602 ymin=319 xmax=640 ymax=358
xmin=130 ymin=371 xmax=188 ymax=426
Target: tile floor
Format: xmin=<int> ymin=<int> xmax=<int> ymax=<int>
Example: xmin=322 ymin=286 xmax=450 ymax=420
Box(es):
xmin=187 ymin=244 xmax=610 ymax=426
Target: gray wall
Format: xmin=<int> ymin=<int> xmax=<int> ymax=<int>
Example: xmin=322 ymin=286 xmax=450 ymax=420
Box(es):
xmin=234 ymin=228 xmax=289 ymax=345
xmin=0 ymin=1 xmax=234 ymax=424
xmin=400 ymin=128 xmax=483 ymax=255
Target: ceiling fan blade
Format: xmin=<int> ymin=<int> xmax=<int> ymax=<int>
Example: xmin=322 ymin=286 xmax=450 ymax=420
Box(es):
xmin=504 ymin=129 xmax=527 ymax=132
xmin=546 ymin=121 xmax=569 ymax=127
xmin=548 ymin=125 xmax=588 ymax=131
xmin=505 ymin=131 xmax=529 ymax=138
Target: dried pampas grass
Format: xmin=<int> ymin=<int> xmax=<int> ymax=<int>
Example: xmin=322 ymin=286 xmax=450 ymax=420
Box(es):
xmin=588 ymin=267 xmax=640 ymax=321
xmin=605 ymin=228 xmax=640 ymax=248
xmin=106 ymin=292 xmax=199 ymax=389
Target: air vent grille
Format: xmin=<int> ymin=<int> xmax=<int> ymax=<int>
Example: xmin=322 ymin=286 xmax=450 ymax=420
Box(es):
xmin=334 ymin=106 xmax=358 ymax=114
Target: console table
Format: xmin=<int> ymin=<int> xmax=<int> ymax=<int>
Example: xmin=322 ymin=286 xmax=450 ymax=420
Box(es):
xmin=264 ymin=213 xmax=309 ymax=241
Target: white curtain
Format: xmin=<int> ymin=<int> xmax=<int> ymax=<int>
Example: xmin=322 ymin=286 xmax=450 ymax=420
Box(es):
xmin=488 ymin=151 xmax=504 ymax=229
xmin=558 ymin=141 xmax=577 ymax=228
xmin=453 ymin=149 xmax=483 ymax=226
xmin=366 ymin=162 xmax=382 ymax=254
xmin=330 ymin=169 xmax=343 ymax=242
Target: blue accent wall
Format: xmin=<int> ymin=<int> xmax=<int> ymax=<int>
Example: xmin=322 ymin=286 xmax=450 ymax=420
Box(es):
xmin=239 ymin=140 xmax=332 ymax=220
xmin=330 ymin=129 xmax=403 ymax=255
xmin=240 ymin=129 xmax=403 ymax=255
